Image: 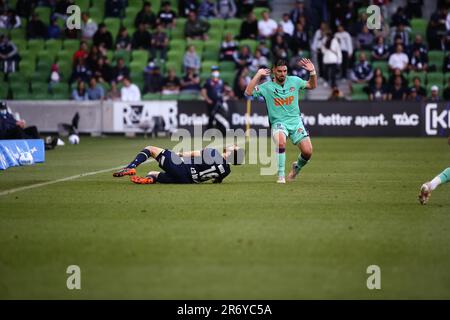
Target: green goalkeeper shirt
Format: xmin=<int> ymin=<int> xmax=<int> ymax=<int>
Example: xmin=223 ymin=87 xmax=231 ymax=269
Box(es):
xmin=252 ymin=76 xmax=307 ymax=126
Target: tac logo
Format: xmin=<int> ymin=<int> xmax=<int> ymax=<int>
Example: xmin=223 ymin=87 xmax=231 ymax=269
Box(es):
xmin=274 ymin=96 xmax=294 ymax=106
xmin=289 ymin=87 xmax=295 ymax=92
xmin=297 ymin=127 xmax=303 ymax=134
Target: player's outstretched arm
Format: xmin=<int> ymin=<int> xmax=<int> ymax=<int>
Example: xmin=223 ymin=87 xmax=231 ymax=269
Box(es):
xmin=244 ymin=68 xmax=271 ymax=96
xmin=299 ymin=58 xmax=317 ymax=90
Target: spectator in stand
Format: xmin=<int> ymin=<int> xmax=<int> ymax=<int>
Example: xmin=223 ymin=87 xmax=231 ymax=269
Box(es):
xmin=234 ymin=66 xmax=251 ymax=99
xmin=444 ymin=52 xmax=450 ymax=73
xmin=106 ymin=81 xmax=121 ymax=101
xmin=198 ymin=0 xmax=217 ymax=19
xmin=232 ymin=45 xmax=253 ymax=71
xmin=388 ymin=35 xmax=405 ymax=55
xmin=0 ymin=35 xmax=19 ymax=73
xmin=271 ymin=25 xmax=291 ymax=47
xmin=388 ymin=68 xmax=408 ymax=88
xmin=47 ymin=17 xmax=61 ymax=39
xmin=249 ymin=49 xmax=268 ymax=73
xmin=112 ymin=57 xmax=130 ymax=83
xmin=162 ymin=69 xmax=181 ymax=95
xmin=183 ymin=44 xmax=201 ymax=73
xmin=105 ymin=0 xmax=125 ymax=18
xmin=427 ymin=6 xmax=447 ymax=50
xmin=180 ymin=0 xmax=198 ymax=17
xmin=290 ymin=0 xmax=309 ymax=25
xmin=443 ymin=78 xmax=450 ymax=100
xmin=290 ymin=23 xmax=309 ymax=54
xmin=390 ymin=23 xmax=411 ymax=47
xmin=219 ymin=33 xmax=238 ymax=62
xmin=70 ymin=58 xmax=92 ymax=84
xmin=256 ymin=39 xmax=271 ymax=59
xmin=143 ymin=62 xmax=164 ymax=94
xmin=408 ymin=76 xmax=427 ymax=101
xmin=180 ymin=67 xmax=201 ymax=94
xmin=368 ymin=68 xmax=387 ymax=89
xmin=92 ymin=57 xmax=113 ymax=84
xmin=49 ymin=62 xmax=62 ymax=86
xmin=388 ymin=44 xmax=409 ymax=72
xmin=356 ymin=25 xmax=374 ymax=51
xmin=390 ymin=6 xmax=410 ymax=27
xmin=15 ymin=0 xmax=35 ymax=20
xmin=328 ymin=86 xmax=345 ymax=101
xmin=271 ymin=34 xmax=289 ymax=61
xmin=216 ymin=0 xmax=237 ymax=19
xmin=321 ymin=32 xmax=342 ymax=88
xmin=388 ymin=75 xmax=408 ymax=101
xmin=280 ymin=13 xmax=294 ymax=37
xmin=72 ymin=41 xmax=89 ymax=65
xmin=81 ymin=12 xmax=97 ymax=40
xmin=239 ymin=11 xmax=258 ymax=40
xmin=132 ymin=22 xmax=152 ymax=50
xmin=311 ymin=22 xmax=330 ymax=78
xmin=373 ymin=14 xmax=391 ymax=40
xmin=257 ymin=10 xmax=277 ymax=40
xmin=335 ymin=24 xmax=353 ymax=79
xmin=427 ymin=85 xmax=441 ymax=102
xmin=87 ymin=77 xmax=105 ymax=100
xmin=1 ymin=9 xmax=21 ymax=29
xmin=372 ymin=36 xmax=389 ymax=61
xmin=185 ymin=10 xmax=210 ymax=41
xmin=121 ymin=77 xmax=141 ymax=102
xmin=406 ymin=0 xmax=423 ymax=18
xmin=409 ymin=34 xmax=428 ymax=58
xmin=369 ymin=75 xmax=388 ymax=101
xmin=86 ymin=45 xmax=104 ymax=70
xmin=71 ymin=80 xmax=89 ymax=101
xmin=116 ymin=26 xmax=131 ymax=51
xmin=350 ymin=52 xmax=373 ymax=84
xmin=151 ymin=24 xmax=169 ymax=63
xmin=93 ymin=23 xmax=113 ymax=50
xmin=408 ymin=48 xmax=428 ymax=72
xmin=157 ymin=1 xmax=177 ymax=29
xmin=134 ymin=1 xmax=157 ymax=29
xmin=27 ymin=13 xmax=47 ymax=39
xmin=0 ymin=9 xmax=8 ymax=28
xmin=239 ymin=0 xmax=255 ymax=17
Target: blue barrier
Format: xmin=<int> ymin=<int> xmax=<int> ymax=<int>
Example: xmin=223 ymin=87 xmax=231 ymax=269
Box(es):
xmin=0 ymin=140 xmax=45 ymax=170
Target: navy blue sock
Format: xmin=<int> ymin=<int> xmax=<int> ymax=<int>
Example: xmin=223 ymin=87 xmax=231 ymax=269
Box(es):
xmin=127 ymin=149 xmax=151 ymax=169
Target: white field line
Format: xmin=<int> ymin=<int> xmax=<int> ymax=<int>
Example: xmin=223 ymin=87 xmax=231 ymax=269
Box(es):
xmin=0 ymin=165 xmax=124 ymax=197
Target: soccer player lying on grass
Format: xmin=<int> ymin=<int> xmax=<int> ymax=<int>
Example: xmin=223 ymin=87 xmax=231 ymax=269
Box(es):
xmin=418 ymin=167 xmax=450 ymax=204
xmin=113 ymin=145 xmax=244 ymax=184
xmin=244 ymin=58 xmax=317 ymax=184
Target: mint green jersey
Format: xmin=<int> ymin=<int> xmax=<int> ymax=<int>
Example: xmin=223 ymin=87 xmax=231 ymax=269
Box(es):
xmin=252 ymin=76 xmax=307 ymax=126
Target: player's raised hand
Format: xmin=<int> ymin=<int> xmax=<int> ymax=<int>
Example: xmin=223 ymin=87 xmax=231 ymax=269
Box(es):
xmin=257 ymin=68 xmax=271 ymax=77
xmin=299 ymin=58 xmax=315 ymax=72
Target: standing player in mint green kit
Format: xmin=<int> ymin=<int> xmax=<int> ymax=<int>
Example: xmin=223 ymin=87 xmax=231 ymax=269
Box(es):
xmin=245 ymin=58 xmax=317 ymax=183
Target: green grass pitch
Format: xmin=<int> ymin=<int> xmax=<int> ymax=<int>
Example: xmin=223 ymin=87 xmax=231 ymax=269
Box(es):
xmin=0 ymin=136 xmax=449 ymax=299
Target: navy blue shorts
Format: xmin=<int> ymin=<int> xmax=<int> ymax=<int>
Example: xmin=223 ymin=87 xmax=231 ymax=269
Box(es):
xmin=155 ymin=150 xmax=193 ymax=184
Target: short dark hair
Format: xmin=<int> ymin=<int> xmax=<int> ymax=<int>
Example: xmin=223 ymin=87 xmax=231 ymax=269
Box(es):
xmin=272 ymin=59 xmax=288 ymax=68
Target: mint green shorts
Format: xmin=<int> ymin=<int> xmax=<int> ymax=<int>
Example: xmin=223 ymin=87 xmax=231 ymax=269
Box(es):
xmin=272 ymin=120 xmax=309 ymax=145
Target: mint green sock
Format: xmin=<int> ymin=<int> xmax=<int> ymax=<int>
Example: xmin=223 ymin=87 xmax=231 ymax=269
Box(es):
xmin=438 ymin=167 xmax=450 ymax=184
xmin=277 ymin=149 xmax=286 ymax=177
xmin=296 ymin=154 xmax=309 ymax=172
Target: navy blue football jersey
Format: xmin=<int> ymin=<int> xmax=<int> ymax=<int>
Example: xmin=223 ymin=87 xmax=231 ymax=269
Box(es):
xmin=184 ymin=148 xmax=231 ymax=183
